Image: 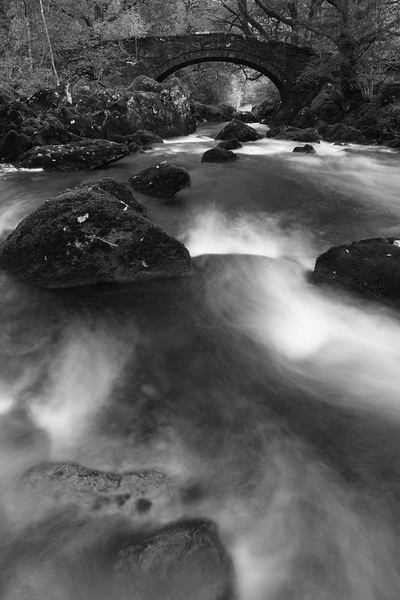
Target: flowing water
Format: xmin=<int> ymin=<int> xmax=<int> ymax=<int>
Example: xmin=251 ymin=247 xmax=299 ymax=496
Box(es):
xmin=1 ymin=124 xmax=400 ymax=599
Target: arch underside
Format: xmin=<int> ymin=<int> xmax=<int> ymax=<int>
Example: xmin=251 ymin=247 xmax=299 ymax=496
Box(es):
xmin=154 ymin=51 xmax=289 ymax=98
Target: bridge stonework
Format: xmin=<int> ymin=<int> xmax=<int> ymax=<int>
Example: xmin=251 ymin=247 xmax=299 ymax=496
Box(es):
xmin=121 ymin=33 xmax=315 ymax=120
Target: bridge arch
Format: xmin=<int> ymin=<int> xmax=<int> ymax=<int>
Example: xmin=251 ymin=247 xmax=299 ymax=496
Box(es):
xmin=123 ymin=33 xmax=314 ymax=105
xmin=154 ymin=50 xmax=287 ymax=99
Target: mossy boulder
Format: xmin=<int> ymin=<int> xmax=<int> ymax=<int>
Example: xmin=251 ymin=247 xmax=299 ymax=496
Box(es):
xmin=129 ymin=161 xmax=191 ymax=198
xmin=15 ymin=139 xmax=129 ymax=172
xmin=217 ymin=138 xmax=242 ymax=150
xmin=201 ymin=147 xmax=239 ymax=162
xmin=215 ymin=118 xmax=262 ymax=142
xmin=130 ymin=129 xmax=164 ymax=146
xmin=312 ymin=237 xmax=400 ymax=307
xmin=0 ymin=178 xmax=193 ymax=288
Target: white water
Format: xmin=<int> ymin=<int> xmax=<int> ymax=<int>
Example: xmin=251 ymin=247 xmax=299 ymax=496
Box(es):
xmin=0 ymin=124 xmax=400 ymax=599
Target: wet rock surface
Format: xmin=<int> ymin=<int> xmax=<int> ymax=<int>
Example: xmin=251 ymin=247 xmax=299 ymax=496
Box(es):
xmin=116 ymin=519 xmax=234 ymax=600
xmin=15 ymin=139 xmax=129 ymax=172
xmin=129 ymin=129 xmax=164 ymax=146
xmin=293 ymin=144 xmax=316 ymax=154
xmin=129 ymin=161 xmax=191 ymax=198
xmin=217 ymin=138 xmax=243 ymax=150
xmin=2 ymin=515 xmax=233 ymax=600
xmin=201 ymin=147 xmax=239 ymax=162
xmin=215 ymin=118 xmax=262 ymax=142
xmin=267 ymin=126 xmax=320 ymax=143
xmin=312 ymin=237 xmax=400 ymax=307
xmin=0 ymin=178 xmax=193 ymax=288
xmin=21 ymin=462 xmax=174 ymax=517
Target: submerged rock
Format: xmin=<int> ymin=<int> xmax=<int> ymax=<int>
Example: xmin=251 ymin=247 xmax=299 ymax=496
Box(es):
xmin=0 ymin=180 xmax=193 ymax=288
xmin=117 ymin=519 xmax=233 ymax=600
xmin=15 ymin=139 xmax=129 ymax=172
xmin=201 ymin=147 xmax=239 ymax=163
xmin=22 ymin=462 xmax=174 ymax=517
xmin=217 ymin=138 xmax=243 ymax=150
xmin=215 ymin=118 xmax=262 ymax=142
xmin=312 ymin=237 xmax=400 ymax=306
xmin=293 ymin=144 xmax=316 ymax=154
xmin=129 ymin=161 xmax=191 ymax=198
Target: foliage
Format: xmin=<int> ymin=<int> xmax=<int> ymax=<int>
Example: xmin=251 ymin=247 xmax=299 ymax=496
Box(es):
xmin=0 ymin=0 xmax=399 ymax=102
xmin=173 ymin=62 xmax=277 ymax=107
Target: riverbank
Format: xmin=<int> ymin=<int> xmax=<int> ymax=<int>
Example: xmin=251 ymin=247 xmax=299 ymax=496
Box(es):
xmin=260 ymin=81 xmax=400 ymax=148
xmin=0 ymin=76 xmax=197 ymax=170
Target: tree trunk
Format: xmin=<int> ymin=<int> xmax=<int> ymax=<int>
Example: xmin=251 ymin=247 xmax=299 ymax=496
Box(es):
xmin=22 ymin=0 xmax=34 ymax=71
xmin=338 ymin=34 xmax=360 ymax=99
xmin=38 ymin=0 xmax=59 ymax=84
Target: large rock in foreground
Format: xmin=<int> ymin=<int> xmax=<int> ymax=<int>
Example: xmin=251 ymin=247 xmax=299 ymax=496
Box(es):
xmin=129 ymin=161 xmax=191 ymax=198
xmin=15 ymin=139 xmax=129 ymax=171
xmin=312 ymin=237 xmax=400 ymax=306
xmin=0 ymin=178 xmax=193 ymax=288
xmin=215 ymin=118 xmax=262 ymax=142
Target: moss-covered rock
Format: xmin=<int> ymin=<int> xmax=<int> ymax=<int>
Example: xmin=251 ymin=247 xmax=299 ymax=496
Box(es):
xmin=129 ymin=161 xmax=191 ymax=198
xmin=15 ymin=139 xmax=129 ymax=172
xmin=215 ymin=118 xmax=262 ymax=142
xmin=201 ymin=147 xmax=239 ymax=162
xmin=0 ymin=180 xmax=193 ymax=288
xmin=312 ymin=237 xmax=400 ymax=307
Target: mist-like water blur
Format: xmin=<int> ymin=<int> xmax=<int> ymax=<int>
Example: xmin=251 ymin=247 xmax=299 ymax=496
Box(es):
xmin=1 ymin=124 xmax=400 ymax=598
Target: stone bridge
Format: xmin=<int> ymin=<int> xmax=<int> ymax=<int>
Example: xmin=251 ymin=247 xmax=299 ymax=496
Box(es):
xmin=120 ymin=33 xmax=315 ymax=118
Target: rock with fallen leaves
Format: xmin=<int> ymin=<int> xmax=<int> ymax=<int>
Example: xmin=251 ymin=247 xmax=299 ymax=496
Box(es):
xmin=129 ymin=161 xmax=191 ymax=198
xmin=15 ymin=139 xmax=129 ymax=172
xmin=0 ymin=180 xmax=193 ymax=288
xmin=312 ymin=237 xmax=400 ymax=306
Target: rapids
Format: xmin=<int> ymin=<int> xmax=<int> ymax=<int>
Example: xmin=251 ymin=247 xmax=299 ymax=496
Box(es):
xmin=1 ymin=123 xmax=400 ymax=599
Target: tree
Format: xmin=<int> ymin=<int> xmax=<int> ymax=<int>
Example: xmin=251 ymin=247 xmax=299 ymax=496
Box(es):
xmin=211 ymin=0 xmax=400 ymax=98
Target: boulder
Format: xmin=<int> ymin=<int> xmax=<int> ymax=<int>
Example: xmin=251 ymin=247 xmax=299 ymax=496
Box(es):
xmin=201 ymin=147 xmax=239 ymax=162
xmin=0 ymin=182 xmax=193 ymax=288
xmin=232 ymin=110 xmax=257 ymax=123
xmin=271 ymin=127 xmax=320 ymax=143
xmin=191 ymin=102 xmax=228 ymax=123
xmin=0 ymin=129 xmax=33 ymax=162
xmin=128 ymin=75 xmax=163 ymax=94
xmin=129 ymin=161 xmax=191 ymax=198
xmin=21 ymin=462 xmax=174 ymax=517
xmin=293 ymin=144 xmax=316 ymax=154
xmin=217 ymin=138 xmax=243 ymax=150
xmin=215 ymin=118 xmax=262 ymax=142
xmin=311 ymin=237 xmax=400 ymax=307
xmin=130 ymin=129 xmax=164 ymax=146
xmin=15 ymin=139 xmax=129 ymax=172
xmin=117 ymin=519 xmax=233 ymax=600
xmin=322 ymin=123 xmax=367 ymax=144
xmin=292 ymin=107 xmax=314 ymax=129
xmin=26 ymin=88 xmax=62 ymax=112
xmin=74 ymin=177 xmax=148 ymax=216
xmin=310 ymin=83 xmax=343 ymax=124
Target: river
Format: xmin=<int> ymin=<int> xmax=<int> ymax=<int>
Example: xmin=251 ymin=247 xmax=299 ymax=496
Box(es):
xmin=1 ymin=123 xmax=400 ymax=599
